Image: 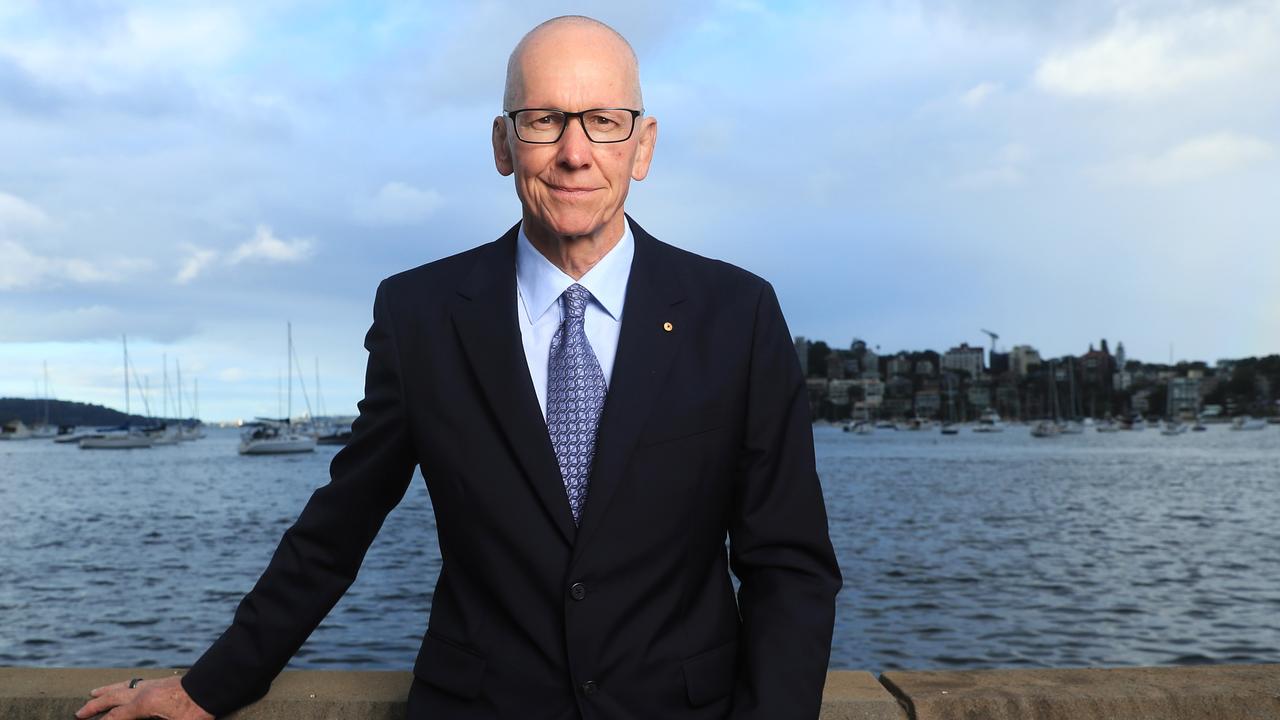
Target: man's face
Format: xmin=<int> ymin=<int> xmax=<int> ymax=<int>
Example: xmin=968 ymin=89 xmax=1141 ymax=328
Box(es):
xmin=493 ymin=28 xmax=657 ymax=243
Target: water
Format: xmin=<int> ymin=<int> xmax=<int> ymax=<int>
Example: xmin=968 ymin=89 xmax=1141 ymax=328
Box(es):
xmin=1 ymin=424 xmax=1277 ymax=672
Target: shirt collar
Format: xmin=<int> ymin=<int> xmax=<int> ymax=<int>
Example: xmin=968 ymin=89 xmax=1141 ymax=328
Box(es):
xmin=516 ymin=221 xmax=634 ymax=324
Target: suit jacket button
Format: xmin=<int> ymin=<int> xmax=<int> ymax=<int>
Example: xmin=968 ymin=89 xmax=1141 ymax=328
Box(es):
xmin=581 ymin=680 xmax=598 ymax=696
xmin=569 ymin=582 xmax=587 ymax=601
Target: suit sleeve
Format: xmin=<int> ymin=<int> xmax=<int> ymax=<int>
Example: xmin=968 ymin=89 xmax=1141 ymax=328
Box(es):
xmin=181 ymin=281 xmax=418 ymax=716
xmin=728 ymin=281 xmax=843 ymax=720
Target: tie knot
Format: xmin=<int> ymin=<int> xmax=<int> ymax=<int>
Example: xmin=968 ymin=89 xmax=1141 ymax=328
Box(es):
xmin=561 ymin=283 xmax=591 ymax=320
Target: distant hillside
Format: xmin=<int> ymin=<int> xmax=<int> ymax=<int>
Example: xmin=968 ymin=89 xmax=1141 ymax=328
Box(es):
xmin=0 ymin=398 xmax=176 ymax=427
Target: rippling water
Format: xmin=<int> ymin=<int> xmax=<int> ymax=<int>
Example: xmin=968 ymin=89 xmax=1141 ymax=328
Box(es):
xmin=1 ymin=423 xmax=1277 ymax=672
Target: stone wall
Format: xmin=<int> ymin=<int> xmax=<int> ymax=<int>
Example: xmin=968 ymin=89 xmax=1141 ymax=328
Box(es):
xmin=2 ymin=665 xmax=1277 ymax=719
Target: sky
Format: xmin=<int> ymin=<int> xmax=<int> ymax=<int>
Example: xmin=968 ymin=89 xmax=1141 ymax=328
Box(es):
xmin=1 ymin=0 xmax=1278 ymax=422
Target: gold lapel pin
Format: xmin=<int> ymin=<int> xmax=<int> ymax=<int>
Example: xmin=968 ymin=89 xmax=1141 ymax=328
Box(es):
xmin=663 ymin=321 xmax=673 ymax=332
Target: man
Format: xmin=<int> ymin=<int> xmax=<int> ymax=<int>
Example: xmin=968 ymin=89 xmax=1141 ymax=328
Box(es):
xmin=78 ymin=16 xmax=840 ymax=720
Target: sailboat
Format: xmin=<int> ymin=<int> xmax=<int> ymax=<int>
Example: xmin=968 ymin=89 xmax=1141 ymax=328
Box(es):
xmin=81 ymin=335 xmax=153 ymax=449
xmin=1058 ymin=360 xmax=1084 ymax=434
xmin=239 ymin=322 xmax=316 ymax=455
xmin=1031 ymin=361 xmax=1061 ymax=438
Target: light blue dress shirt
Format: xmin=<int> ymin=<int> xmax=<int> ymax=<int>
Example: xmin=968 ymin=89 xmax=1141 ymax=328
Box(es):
xmin=516 ymin=222 xmax=634 ymax=418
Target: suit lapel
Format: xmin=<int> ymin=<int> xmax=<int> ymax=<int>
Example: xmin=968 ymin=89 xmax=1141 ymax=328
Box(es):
xmin=574 ymin=217 xmax=687 ymax=555
xmin=450 ymin=225 xmax=577 ymax=545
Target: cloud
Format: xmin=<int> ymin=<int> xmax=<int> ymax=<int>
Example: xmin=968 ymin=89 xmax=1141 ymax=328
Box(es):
xmin=960 ymin=81 xmax=1000 ymax=108
xmin=0 ymin=191 xmax=51 ymax=233
xmin=353 ymin=181 xmax=445 ymax=226
xmin=1033 ymin=5 xmax=1280 ymax=99
xmin=1099 ymin=131 xmax=1275 ymax=185
xmin=175 ymin=245 xmax=218 ymax=284
xmin=0 ymin=240 xmax=151 ymax=290
xmin=2 ymin=6 xmax=246 ymax=93
xmin=228 ymin=225 xmax=314 ymax=265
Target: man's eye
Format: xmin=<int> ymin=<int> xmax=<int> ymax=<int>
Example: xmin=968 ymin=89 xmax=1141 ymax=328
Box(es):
xmin=532 ymin=115 xmax=557 ymax=126
xmin=589 ymin=115 xmax=619 ymax=127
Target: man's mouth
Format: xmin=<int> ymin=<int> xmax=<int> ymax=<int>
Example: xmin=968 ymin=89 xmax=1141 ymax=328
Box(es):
xmin=547 ymin=183 xmax=598 ymax=196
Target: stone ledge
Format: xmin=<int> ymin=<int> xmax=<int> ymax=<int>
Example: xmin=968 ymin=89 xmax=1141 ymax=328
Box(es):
xmin=880 ymin=664 xmax=1280 ymax=720
xmin=4 ymin=665 xmax=1276 ymax=719
xmin=0 ymin=668 xmax=901 ymax=719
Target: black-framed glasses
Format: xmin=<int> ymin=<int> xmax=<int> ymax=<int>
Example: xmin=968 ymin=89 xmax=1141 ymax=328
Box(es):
xmin=505 ymin=108 xmax=643 ymax=144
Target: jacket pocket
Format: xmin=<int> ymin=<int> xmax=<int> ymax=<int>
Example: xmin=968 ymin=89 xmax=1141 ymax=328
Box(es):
xmin=413 ymin=630 xmax=487 ymax=699
xmin=682 ymin=639 xmax=738 ymax=707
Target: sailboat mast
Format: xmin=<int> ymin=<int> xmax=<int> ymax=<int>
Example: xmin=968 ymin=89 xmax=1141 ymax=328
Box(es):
xmin=177 ymin=359 xmax=184 ymax=419
xmin=287 ymin=321 xmax=293 ymax=422
xmin=43 ymin=360 xmax=50 ymax=426
xmin=162 ymin=353 xmax=169 ymax=420
xmin=123 ymin=334 xmax=130 ymax=416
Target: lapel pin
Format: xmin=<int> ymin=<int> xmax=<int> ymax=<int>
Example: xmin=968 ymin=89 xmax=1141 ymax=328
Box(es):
xmin=663 ymin=321 xmax=673 ymax=332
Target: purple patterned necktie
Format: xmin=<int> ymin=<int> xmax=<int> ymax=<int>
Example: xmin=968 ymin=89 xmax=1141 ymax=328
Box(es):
xmin=546 ymin=283 xmax=607 ymax=526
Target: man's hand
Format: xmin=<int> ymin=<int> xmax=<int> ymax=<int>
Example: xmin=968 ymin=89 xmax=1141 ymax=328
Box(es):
xmin=75 ymin=675 xmax=214 ymax=720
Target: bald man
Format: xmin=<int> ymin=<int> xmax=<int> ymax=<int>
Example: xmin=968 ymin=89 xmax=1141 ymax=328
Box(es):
xmin=79 ymin=16 xmax=840 ymax=720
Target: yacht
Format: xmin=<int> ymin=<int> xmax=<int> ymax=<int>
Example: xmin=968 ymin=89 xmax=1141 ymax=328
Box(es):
xmin=239 ymin=420 xmax=317 ymax=455
xmin=1230 ymin=416 xmax=1267 ymax=431
xmin=0 ymin=419 xmax=34 ymax=440
xmin=1030 ymin=420 xmax=1060 ymax=438
xmin=973 ymin=409 xmax=1005 ymax=433
xmin=80 ymin=428 xmax=153 ymax=449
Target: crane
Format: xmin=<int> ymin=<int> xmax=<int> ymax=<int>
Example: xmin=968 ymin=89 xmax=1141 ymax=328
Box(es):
xmin=980 ymin=329 xmax=999 ymax=355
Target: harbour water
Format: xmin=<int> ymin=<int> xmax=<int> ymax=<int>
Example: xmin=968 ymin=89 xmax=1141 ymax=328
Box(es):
xmin=1 ymin=423 xmax=1277 ymax=672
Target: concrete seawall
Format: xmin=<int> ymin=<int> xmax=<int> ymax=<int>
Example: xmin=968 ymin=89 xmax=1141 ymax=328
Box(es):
xmin=2 ymin=665 xmax=1277 ymax=719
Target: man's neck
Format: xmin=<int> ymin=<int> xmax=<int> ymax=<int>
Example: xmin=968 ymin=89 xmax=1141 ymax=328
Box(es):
xmin=522 ymin=213 xmax=626 ymax=281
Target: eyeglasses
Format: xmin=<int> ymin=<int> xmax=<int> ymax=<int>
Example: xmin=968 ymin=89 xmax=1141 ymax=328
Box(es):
xmin=505 ymin=108 xmax=643 ymax=144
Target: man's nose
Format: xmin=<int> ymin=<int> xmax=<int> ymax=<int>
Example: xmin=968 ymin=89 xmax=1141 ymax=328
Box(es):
xmin=555 ymin=117 xmax=593 ymax=169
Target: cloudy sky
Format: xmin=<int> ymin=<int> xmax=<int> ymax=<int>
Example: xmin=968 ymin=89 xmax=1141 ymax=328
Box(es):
xmin=2 ymin=0 xmax=1277 ymax=421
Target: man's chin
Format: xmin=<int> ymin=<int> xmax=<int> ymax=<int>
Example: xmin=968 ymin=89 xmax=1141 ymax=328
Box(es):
xmin=529 ymin=211 xmax=614 ymax=241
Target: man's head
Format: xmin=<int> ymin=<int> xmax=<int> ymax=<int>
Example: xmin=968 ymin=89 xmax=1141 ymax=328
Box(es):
xmin=493 ymin=16 xmax=657 ymax=247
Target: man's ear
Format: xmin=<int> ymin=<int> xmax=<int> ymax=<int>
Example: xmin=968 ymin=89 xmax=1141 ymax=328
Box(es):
xmin=631 ymin=116 xmax=658 ymax=181
xmin=493 ymin=117 xmax=514 ymax=176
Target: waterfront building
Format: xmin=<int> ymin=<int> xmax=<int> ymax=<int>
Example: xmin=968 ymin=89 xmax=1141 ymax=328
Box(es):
xmin=856 ymin=379 xmax=885 ymax=409
xmin=827 ymin=379 xmax=859 ymax=410
xmin=915 ymin=359 xmax=936 ymax=377
xmin=805 ymin=378 xmax=827 ymax=418
xmin=967 ymin=379 xmax=992 ymax=412
xmin=914 ymin=386 xmax=942 ymax=418
xmin=1168 ymin=377 xmax=1201 ymax=417
xmin=943 ymin=343 xmax=985 ymax=379
xmin=989 ymin=351 xmax=1010 ymax=375
xmin=1010 ymin=345 xmax=1042 ymax=378
xmin=887 ymin=354 xmax=911 ymax=378
xmin=794 ymin=336 xmax=810 ymax=377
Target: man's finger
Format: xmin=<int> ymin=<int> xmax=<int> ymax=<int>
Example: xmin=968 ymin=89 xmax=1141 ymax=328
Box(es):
xmin=89 ymin=680 xmax=132 ymax=696
xmin=75 ymin=688 xmax=128 ymax=718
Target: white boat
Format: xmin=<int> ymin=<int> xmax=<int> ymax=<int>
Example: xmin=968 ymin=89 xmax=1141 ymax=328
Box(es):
xmin=1161 ymin=420 xmax=1187 ymax=436
xmin=240 ymin=322 xmax=318 ymax=455
xmin=81 ymin=335 xmax=153 ymax=451
xmin=1230 ymin=416 xmax=1267 ymax=431
xmin=973 ymin=409 xmax=1004 ymax=433
xmin=148 ymin=426 xmax=182 ymax=446
xmin=80 ymin=431 xmax=153 ymax=449
xmin=1059 ymin=420 xmax=1085 ymax=435
xmin=1095 ymin=420 xmax=1120 ymax=433
xmin=1030 ymin=420 xmax=1060 ymax=438
xmin=0 ymin=419 xmax=34 ymax=440
xmin=239 ymin=421 xmax=316 ymax=455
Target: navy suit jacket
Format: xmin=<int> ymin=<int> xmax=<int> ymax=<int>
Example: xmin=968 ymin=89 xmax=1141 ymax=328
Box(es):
xmin=182 ymin=217 xmax=842 ymax=719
